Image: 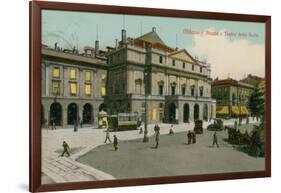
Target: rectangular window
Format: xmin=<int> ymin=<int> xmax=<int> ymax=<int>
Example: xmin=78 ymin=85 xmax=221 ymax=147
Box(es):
xmin=70 ymin=83 xmax=77 ymax=95
xmin=183 ymin=62 xmax=185 ymax=69
xmin=192 ymin=65 xmax=195 ymax=71
xmin=191 ymin=86 xmax=195 ymax=96
xmin=101 ymin=74 xmax=106 ymax=80
xmin=172 ymin=60 xmax=175 ymax=66
xmin=200 ymin=67 xmax=203 ymax=73
xmin=52 ymin=81 xmax=60 ymax=95
xmin=85 ymin=84 xmax=91 ymax=96
xmin=159 ymin=56 xmax=163 ymax=64
xmin=135 ymin=80 xmax=142 ymax=94
xmin=85 ymin=71 xmax=91 ymax=81
xmin=171 ymin=86 xmax=176 ymax=95
xmin=181 ymin=87 xmax=186 ymax=96
xmin=52 ymin=67 xmax=60 ymax=78
xmin=159 ymin=85 xmax=164 ymax=96
xmin=70 ymin=69 xmax=77 ymax=80
xmin=100 ymin=86 xmax=106 ymax=96
xmin=200 ymin=88 xmax=204 ymax=96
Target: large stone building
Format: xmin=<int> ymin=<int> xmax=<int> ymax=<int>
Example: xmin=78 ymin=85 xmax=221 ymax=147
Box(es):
xmin=211 ymin=78 xmax=255 ymax=118
xmin=41 ymin=43 xmax=108 ymax=128
xmin=105 ymin=28 xmax=216 ymax=124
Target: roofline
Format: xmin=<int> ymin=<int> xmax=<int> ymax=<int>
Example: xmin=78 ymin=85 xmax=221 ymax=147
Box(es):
xmin=41 ymin=47 xmax=108 ymax=69
xmin=212 ymin=79 xmax=254 ymax=89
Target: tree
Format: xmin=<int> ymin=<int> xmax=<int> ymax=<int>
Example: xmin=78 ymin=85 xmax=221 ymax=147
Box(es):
xmin=247 ymin=81 xmax=265 ymax=157
xmin=248 ymin=83 xmax=264 ymax=119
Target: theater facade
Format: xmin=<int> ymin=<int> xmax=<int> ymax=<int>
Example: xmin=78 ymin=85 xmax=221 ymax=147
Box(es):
xmin=105 ymin=28 xmax=216 ymax=124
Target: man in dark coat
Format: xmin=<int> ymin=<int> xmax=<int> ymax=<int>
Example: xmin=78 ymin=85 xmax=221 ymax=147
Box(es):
xmin=61 ymin=141 xmax=70 ymax=157
xmin=192 ymin=131 xmax=196 ymax=144
xmin=52 ymin=120 xmax=56 ymax=130
xmin=154 ymin=123 xmax=160 ymax=133
xmin=113 ymin=135 xmax=118 ymax=151
xmin=212 ymin=131 xmax=219 ymax=147
xmin=74 ymin=120 xmax=78 ymax=132
xmin=187 ymin=131 xmax=192 ymax=144
xmin=155 ymin=130 xmax=160 ymax=148
xmin=169 ymin=124 xmax=174 ymax=135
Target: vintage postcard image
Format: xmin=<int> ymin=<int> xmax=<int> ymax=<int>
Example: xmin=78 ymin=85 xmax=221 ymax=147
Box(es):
xmin=40 ymin=10 xmax=266 ymax=184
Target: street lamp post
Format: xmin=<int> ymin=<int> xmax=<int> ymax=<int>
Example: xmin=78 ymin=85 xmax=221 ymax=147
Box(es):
xmin=143 ymin=70 xmax=149 ymax=142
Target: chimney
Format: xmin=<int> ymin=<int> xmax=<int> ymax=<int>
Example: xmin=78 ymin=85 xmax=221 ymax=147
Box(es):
xmin=95 ymin=40 xmax=99 ymax=55
xmin=121 ymin=29 xmax=126 ymax=44
xmin=152 ymin=27 xmax=156 ymax=32
xmin=84 ymin=47 xmax=93 ymax=56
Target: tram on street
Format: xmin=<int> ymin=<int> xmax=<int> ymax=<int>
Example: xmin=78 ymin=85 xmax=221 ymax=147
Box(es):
xmin=107 ymin=113 xmax=140 ymax=131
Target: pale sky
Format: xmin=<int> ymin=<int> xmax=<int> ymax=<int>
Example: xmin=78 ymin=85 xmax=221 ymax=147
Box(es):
xmin=42 ymin=10 xmax=265 ymax=80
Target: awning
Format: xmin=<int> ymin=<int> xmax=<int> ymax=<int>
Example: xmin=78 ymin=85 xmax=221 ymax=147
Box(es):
xmin=217 ymin=106 xmax=229 ymax=114
xmin=231 ymin=106 xmax=249 ymax=115
xmin=241 ymin=106 xmax=249 ymax=115
xmin=231 ymin=106 xmax=240 ymax=115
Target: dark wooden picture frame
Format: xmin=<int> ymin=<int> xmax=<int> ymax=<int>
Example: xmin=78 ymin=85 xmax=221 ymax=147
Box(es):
xmin=30 ymin=1 xmax=271 ymax=192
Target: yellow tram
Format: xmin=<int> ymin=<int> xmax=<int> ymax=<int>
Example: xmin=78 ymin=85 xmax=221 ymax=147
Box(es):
xmin=107 ymin=113 xmax=140 ymax=131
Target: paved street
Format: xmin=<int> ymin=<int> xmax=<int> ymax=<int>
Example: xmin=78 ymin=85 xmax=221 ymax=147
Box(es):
xmin=77 ymin=127 xmax=264 ymax=179
xmin=42 ymin=118 xmax=261 ymax=183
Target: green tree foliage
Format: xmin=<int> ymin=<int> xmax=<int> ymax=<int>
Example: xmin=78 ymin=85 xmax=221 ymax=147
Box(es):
xmin=247 ymin=81 xmax=265 ymax=157
xmin=248 ymin=82 xmax=264 ymax=119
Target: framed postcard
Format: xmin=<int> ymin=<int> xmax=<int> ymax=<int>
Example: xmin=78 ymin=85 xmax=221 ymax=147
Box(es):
xmin=30 ymin=1 xmax=271 ymax=192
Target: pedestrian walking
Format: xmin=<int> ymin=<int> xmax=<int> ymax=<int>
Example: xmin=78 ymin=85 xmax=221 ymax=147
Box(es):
xmin=192 ymin=131 xmax=196 ymax=144
xmin=61 ymin=141 xmax=70 ymax=157
xmin=52 ymin=120 xmax=56 ymax=130
xmin=113 ymin=135 xmax=118 ymax=151
xmin=139 ymin=126 xmax=143 ymax=134
xmin=155 ymin=130 xmax=160 ymax=148
xmin=169 ymin=124 xmax=174 ymax=135
xmin=212 ymin=131 xmax=219 ymax=147
xmin=187 ymin=131 xmax=192 ymax=144
xmin=104 ymin=128 xmax=112 ymax=143
xmin=73 ymin=120 xmax=78 ymax=132
xmin=154 ymin=123 xmax=160 ymax=133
